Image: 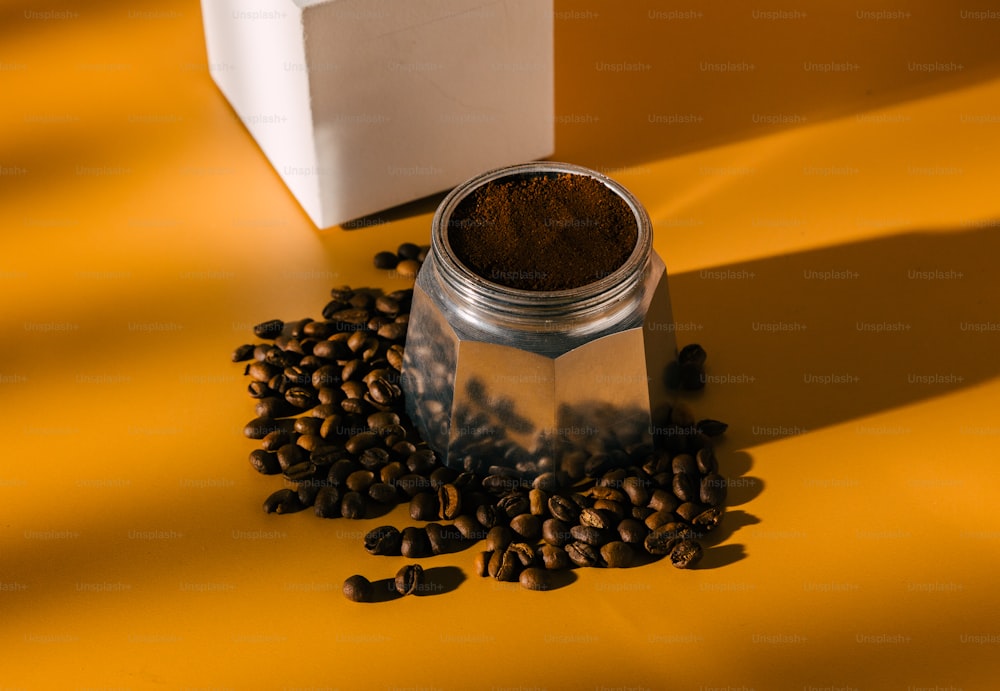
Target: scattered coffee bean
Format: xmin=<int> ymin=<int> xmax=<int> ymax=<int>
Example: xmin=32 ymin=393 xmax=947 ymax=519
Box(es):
xmin=343 ymin=574 xmax=373 ymax=602
xmin=400 ymin=526 xmax=430 ymax=558
xmin=364 ymin=526 xmax=402 ymax=556
xmin=394 ymin=564 xmax=424 ymax=595
xmin=263 ymin=488 xmax=302 ymax=514
xmin=601 ymin=541 xmax=635 ymax=568
xmin=519 ymin=567 xmax=553 ymax=591
xmin=669 ymin=539 xmax=703 ymax=569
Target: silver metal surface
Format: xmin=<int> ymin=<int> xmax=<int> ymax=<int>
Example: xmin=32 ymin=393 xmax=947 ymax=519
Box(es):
xmin=401 ymin=162 xmax=677 ymax=479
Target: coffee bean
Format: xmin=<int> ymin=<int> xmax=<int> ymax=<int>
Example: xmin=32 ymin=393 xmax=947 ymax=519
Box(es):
xmin=592 ymin=499 xmax=627 ymax=521
xmin=400 ymin=527 xmax=430 ymax=558
xmin=359 ymin=447 xmax=391 ymax=471
xmin=696 ymin=419 xmax=728 ymax=438
xmin=578 ymin=507 xmax=614 ymax=530
xmin=340 ymin=491 xmax=366 ymax=519
xmin=497 ymin=492 xmax=530 ymax=518
xmin=404 ymin=491 xmax=434 ymax=520
xmin=617 ymin=518 xmax=648 ymax=545
xmin=672 ymin=472 xmax=698 ymax=503
xmin=345 ymin=432 xmax=380 ymax=455
xmin=364 ymin=525 xmax=402 ymax=556
xmin=397 ymin=473 xmax=430 ymax=497
xmin=644 ymin=509 xmax=676 ymax=531
xmin=565 ymin=541 xmax=600 ymax=568
xmin=494 ymin=549 xmax=521 ymax=582
xmin=696 ymin=445 xmax=718 ymax=475
xmin=669 ymin=539 xmax=703 ymax=569
xmin=509 ymin=513 xmax=541 ymax=541
xmin=519 ymin=567 xmax=553 ymax=591
xmin=343 ymin=574 xmax=373 ymax=602
xmin=285 ymin=386 xmax=317 ymax=409
xmin=313 ymin=486 xmax=341 ymax=518
xmin=425 ymin=522 xmax=449 ymax=555
xmin=345 ymin=469 xmax=375 ymax=493
xmin=539 ymin=544 xmax=571 ymax=570
xmin=700 ymin=473 xmax=728 ymax=506
xmin=368 ymin=482 xmax=398 ymax=504
xmin=548 ymin=495 xmax=580 ymax=523
xmin=396 ymin=259 xmax=420 ymax=278
xmin=249 ymin=449 xmax=281 ymax=475
xmin=296 ymin=481 xmax=321 ymax=507
xmin=386 ymin=344 xmax=405 ymax=370
xmin=397 ymin=242 xmax=421 ymax=260
xmin=692 ymin=506 xmax=725 ymax=533
xmin=284 ymin=461 xmax=319 ymax=483
xmin=377 ymin=322 xmax=407 ymax=341
xmin=528 ymin=488 xmax=548 ymax=516
xmin=406 ymin=449 xmax=438 ymax=475
xmin=671 ymin=454 xmax=698 ymax=477
xmin=437 ymin=483 xmax=462 ymax=520
xmin=454 ymin=515 xmax=488 ymax=541
xmin=532 ymin=472 xmax=560 ymax=491
xmin=485 ymin=525 xmax=513 ymax=553
xmin=428 ymin=466 xmax=458 ymax=491
xmin=542 ymin=518 xmax=572 ymax=547
xmin=644 ymin=523 xmax=696 ymax=556
xmin=570 ymin=525 xmax=608 ymax=546
xmin=675 ymin=501 xmax=705 ymax=524
xmin=476 ymin=504 xmax=504 ymax=530
xmin=253 ymin=319 xmax=284 ymax=339
xmin=263 ymin=488 xmax=303 ymax=514
xmin=232 ymin=344 xmax=255 ymax=362
xmin=394 ymin=564 xmax=424 ymax=596
xmin=367 ymin=411 xmax=400 ymax=431
xmin=648 ymin=489 xmax=679 ymax=513
xmin=507 ymin=542 xmax=536 ymax=567
xmin=601 ymin=541 xmax=635 ymax=568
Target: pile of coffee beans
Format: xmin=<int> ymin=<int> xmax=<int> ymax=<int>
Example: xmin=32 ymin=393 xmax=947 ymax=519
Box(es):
xmin=231 ymin=245 xmax=730 ymax=601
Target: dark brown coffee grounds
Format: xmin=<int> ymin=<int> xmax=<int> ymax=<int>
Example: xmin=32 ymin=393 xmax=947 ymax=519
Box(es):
xmin=446 ymin=173 xmax=638 ymax=291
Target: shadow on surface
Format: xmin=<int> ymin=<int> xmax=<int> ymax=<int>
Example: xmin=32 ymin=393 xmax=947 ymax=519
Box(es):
xmin=666 ymin=224 xmax=1000 ymax=451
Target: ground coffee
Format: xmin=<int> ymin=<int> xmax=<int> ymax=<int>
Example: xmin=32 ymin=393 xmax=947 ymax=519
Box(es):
xmin=447 ymin=173 xmax=638 ymax=291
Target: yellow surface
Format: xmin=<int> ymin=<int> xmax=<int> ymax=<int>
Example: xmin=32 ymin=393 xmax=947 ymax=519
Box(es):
xmin=2 ymin=1 xmax=1000 ymax=689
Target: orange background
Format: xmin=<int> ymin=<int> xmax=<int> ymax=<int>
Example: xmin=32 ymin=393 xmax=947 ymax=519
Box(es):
xmin=2 ymin=1 xmax=1000 ymax=689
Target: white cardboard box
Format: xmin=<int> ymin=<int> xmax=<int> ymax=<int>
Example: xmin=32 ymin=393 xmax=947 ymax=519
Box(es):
xmin=199 ymin=0 xmax=554 ymax=228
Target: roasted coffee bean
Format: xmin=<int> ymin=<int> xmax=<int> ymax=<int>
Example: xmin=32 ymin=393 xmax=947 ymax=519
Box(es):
xmin=390 ymin=440 xmax=417 ymax=460
xmin=696 ymin=419 xmax=728 ymax=438
xmin=497 ymin=493 xmax=530 ymax=519
xmin=644 ymin=522 xmax=696 ymax=555
xmin=672 ymin=472 xmax=698 ymax=503
xmin=255 ymin=397 xmax=289 ymax=420
xmin=367 ymin=411 xmax=400 ymax=431
xmin=528 ymin=488 xmax=548 ymax=516
xmin=476 ymin=504 xmax=504 ymax=530
xmin=249 ymin=449 xmax=281 ymax=475
xmin=345 ymin=469 xmax=375 ymax=493
xmin=631 ymin=505 xmax=654 ymax=522
xmin=669 ymin=539 xmax=703 ymax=568
xmin=400 ymin=527 xmax=430 ymax=558
xmin=454 ymin=515 xmax=488 ymax=541
xmin=296 ymin=481 xmax=321 ymax=507
xmin=671 ymin=454 xmax=698 ymax=477
xmin=487 ymin=549 xmax=503 ymax=579
xmin=409 ymin=492 xmax=439 ymax=521
xmin=542 ymin=518 xmax=572 ymax=547
xmin=406 ymin=449 xmax=438 ymax=475
xmin=548 ymin=495 xmax=580 ymax=523
xmin=590 ymin=485 xmax=626 ymax=503
xmin=243 ymin=416 xmax=289 ymax=440
xmin=482 ymin=472 xmax=522 ymax=495
xmin=592 ymin=499 xmax=627 ymax=521
xmin=342 ymin=574 xmax=373 ymax=602
xmin=394 ymin=563 xmax=424 ymax=596
xmin=380 ymin=461 xmax=406 ymax=486
xmin=648 ymin=489 xmax=679 ymax=513
xmin=508 ymin=542 xmax=536 ymax=567
xmin=509 ymin=513 xmax=541 ymax=541
xmin=260 ymin=430 xmax=290 ymax=452
xmin=473 ymin=551 xmax=492 ymax=577
xmin=519 ymin=567 xmax=553 ymax=591
xmin=397 ymin=242 xmax=421 ymax=260
xmin=340 ymin=491 xmax=366 ymax=519
xmin=330 ymin=308 xmax=371 ymax=327
xmin=696 ymin=445 xmax=718 ymax=475
xmin=296 ymin=432 xmax=323 ymax=452
xmin=425 ymin=522 xmax=449 ymax=555
xmin=565 ymin=541 xmax=601 ymax=568
xmin=368 ymin=482 xmax=398 ymax=504
xmin=376 ymin=322 xmax=407 ymax=341
xmin=364 ymin=525 xmax=402 ymax=555
xmin=373 ymin=251 xmax=399 ymax=270
xmin=285 ymin=386 xmax=318 ymax=409
xmin=247 ymin=381 xmax=271 ymax=398
xmin=578 ymin=508 xmax=614 ymax=530
xmin=284 ymin=461 xmax=319 ymax=483
xmin=253 ymin=319 xmax=284 ymax=339
xmin=692 ymin=505 xmax=725 ymax=533
xmin=341 ymin=397 xmax=367 ymax=415
xmin=395 ymin=259 xmax=420 ymax=278
xmin=263 ymin=488 xmax=303 ymax=514
xmin=644 ymin=509 xmax=676 ymax=531
xmin=358 ymin=447 xmax=391 ymax=471
xmin=601 ymin=541 xmax=635 ymax=568
xmin=327 ymin=458 xmax=359 ymax=486
xmin=437 ymin=483 xmax=462 ymax=520
xmin=345 ymin=432 xmax=380 ymax=455
xmin=232 ymin=343 xmax=255 ymax=362
xmin=313 ymin=486 xmax=340 ymax=518
xmin=570 ymin=525 xmax=608 ymax=546
xmin=485 ymin=525 xmax=513 ymax=553
xmin=276 ymin=443 xmax=305 ymax=471
xmin=700 ymin=473 xmax=728 ymax=506
xmin=494 ymin=549 xmax=521 ymax=582
xmin=539 ymin=544 xmax=571 ymax=570
xmin=617 ymin=518 xmax=649 ymax=545
xmin=675 ymin=501 xmax=705 ymax=524
xmin=532 ymin=472 xmax=559 ymax=492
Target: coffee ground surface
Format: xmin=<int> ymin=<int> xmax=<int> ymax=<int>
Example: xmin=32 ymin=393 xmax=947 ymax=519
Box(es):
xmin=446 ymin=173 xmax=638 ymax=291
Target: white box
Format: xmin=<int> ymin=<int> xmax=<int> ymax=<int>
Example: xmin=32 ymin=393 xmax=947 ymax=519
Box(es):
xmin=199 ymin=0 xmax=554 ymax=228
